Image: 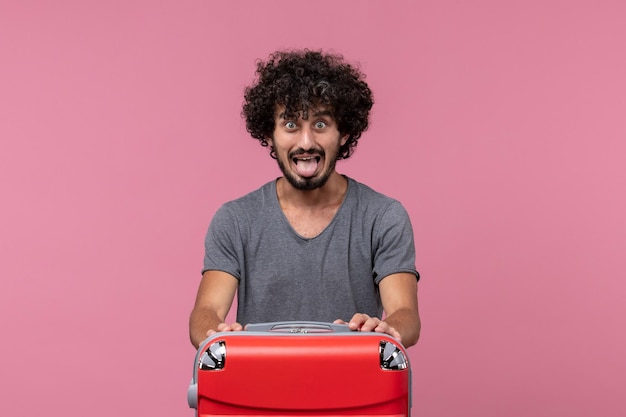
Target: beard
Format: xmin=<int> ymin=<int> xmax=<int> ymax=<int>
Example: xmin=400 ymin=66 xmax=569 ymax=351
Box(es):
xmin=276 ymin=145 xmax=340 ymax=191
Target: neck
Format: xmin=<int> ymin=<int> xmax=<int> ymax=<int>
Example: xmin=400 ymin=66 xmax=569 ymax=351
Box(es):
xmin=277 ymin=172 xmax=348 ymax=209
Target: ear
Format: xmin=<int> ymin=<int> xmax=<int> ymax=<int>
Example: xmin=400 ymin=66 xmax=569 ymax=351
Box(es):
xmin=265 ymin=136 xmax=274 ymax=147
xmin=340 ymin=134 xmax=350 ymax=147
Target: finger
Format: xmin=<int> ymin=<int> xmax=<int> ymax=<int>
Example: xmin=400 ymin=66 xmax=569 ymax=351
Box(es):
xmin=359 ymin=316 xmax=382 ymax=332
xmin=374 ymin=322 xmax=401 ymax=340
xmin=216 ymin=322 xmax=231 ymax=332
xmin=348 ymin=313 xmax=370 ymax=330
xmin=333 ymin=319 xmax=347 ymax=324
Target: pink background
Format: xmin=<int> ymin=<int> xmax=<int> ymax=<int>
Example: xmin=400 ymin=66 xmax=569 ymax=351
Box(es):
xmin=1 ymin=1 xmax=625 ymax=416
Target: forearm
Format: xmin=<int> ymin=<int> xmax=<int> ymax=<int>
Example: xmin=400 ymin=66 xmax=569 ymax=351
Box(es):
xmin=189 ymin=306 xmax=224 ymax=349
xmin=384 ymin=307 xmax=421 ymax=348
xmin=189 ymin=271 xmax=239 ymax=348
xmin=378 ymin=273 xmax=421 ymax=348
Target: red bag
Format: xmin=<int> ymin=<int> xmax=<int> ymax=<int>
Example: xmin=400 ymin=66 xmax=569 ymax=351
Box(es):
xmin=188 ymin=321 xmax=412 ymax=417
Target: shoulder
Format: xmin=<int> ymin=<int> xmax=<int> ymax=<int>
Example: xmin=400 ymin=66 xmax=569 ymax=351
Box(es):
xmin=208 ymin=180 xmax=277 ymax=233
xmin=345 ymin=177 xmax=404 ymax=213
xmin=219 ymin=180 xmax=277 ymax=215
xmin=343 ymin=177 xmax=413 ymax=231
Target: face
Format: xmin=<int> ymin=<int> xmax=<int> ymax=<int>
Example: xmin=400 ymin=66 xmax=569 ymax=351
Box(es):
xmin=268 ymin=107 xmax=349 ymax=191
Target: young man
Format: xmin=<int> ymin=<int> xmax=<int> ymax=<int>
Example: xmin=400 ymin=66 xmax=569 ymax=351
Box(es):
xmin=189 ymin=50 xmax=420 ymax=348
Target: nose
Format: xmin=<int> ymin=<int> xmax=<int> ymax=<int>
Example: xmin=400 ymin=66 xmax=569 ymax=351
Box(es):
xmin=297 ymin=124 xmax=315 ymax=150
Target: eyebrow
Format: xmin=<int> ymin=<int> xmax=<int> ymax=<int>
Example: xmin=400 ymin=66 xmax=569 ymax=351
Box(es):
xmin=277 ymin=109 xmax=334 ymax=119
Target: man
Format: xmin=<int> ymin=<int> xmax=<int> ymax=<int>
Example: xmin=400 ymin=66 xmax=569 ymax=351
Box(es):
xmin=189 ymin=50 xmax=420 ymax=348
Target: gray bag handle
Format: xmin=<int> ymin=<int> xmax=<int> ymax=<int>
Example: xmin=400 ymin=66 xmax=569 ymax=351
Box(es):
xmin=245 ymin=321 xmax=352 ymax=333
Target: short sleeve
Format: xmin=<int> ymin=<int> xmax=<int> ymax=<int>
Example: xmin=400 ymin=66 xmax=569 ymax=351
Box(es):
xmin=371 ymin=201 xmax=419 ymax=284
xmin=202 ymin=204 xmax=243 ymax=279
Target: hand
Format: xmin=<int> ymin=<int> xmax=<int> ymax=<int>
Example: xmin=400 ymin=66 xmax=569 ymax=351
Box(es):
xmin=334 ymin=314 xmax=401 ymax=340
xmin=206 ymin=322 xmax=243 ymax=337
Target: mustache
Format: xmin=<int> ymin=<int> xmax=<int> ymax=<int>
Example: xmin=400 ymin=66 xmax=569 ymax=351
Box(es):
xmin=289 ymin=148 xmax=325 ymax=159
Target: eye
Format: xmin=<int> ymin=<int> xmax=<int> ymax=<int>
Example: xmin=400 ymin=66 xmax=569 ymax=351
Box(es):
xmin=314 ymin=121 xmax=327 ymax=129
xmin=284 ymin=121 xmax=297 ymax=130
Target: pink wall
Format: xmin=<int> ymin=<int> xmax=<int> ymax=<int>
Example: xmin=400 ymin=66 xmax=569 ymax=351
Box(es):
xmin=1 ymin=1 xmax=625 ymax=416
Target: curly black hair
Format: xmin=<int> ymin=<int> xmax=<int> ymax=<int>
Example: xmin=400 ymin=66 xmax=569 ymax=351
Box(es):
xmin=242 ymin=49 xmax=373 ymax=160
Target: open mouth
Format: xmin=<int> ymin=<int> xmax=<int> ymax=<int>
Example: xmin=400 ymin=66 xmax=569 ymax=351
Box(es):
xmin=292 ymin=156 xmax=321 ymax=163
xmin=292 ymin=156 xmax=321 ymax=177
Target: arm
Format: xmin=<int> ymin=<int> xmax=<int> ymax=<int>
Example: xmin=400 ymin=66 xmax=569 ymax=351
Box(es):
xmin=339 ymin=273 xmax=420 ymax=347
xmin=379 ymin=272 xmax=420 ymax=347
xmin=189 ymin=270 xmax=240 ymax=348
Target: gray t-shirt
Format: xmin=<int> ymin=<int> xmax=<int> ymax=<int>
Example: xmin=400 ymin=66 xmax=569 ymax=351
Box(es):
xmin=203 ymin=176 xmax=419 ymax=326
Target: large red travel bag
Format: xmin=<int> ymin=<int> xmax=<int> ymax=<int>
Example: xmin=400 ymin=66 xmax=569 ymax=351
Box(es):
xmin=188 ymin=321 xmax=412 ymax=417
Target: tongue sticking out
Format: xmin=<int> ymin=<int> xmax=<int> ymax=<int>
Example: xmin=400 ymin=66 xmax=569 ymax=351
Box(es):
xmin=294 ymin=157 xmax=319 ymax=178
